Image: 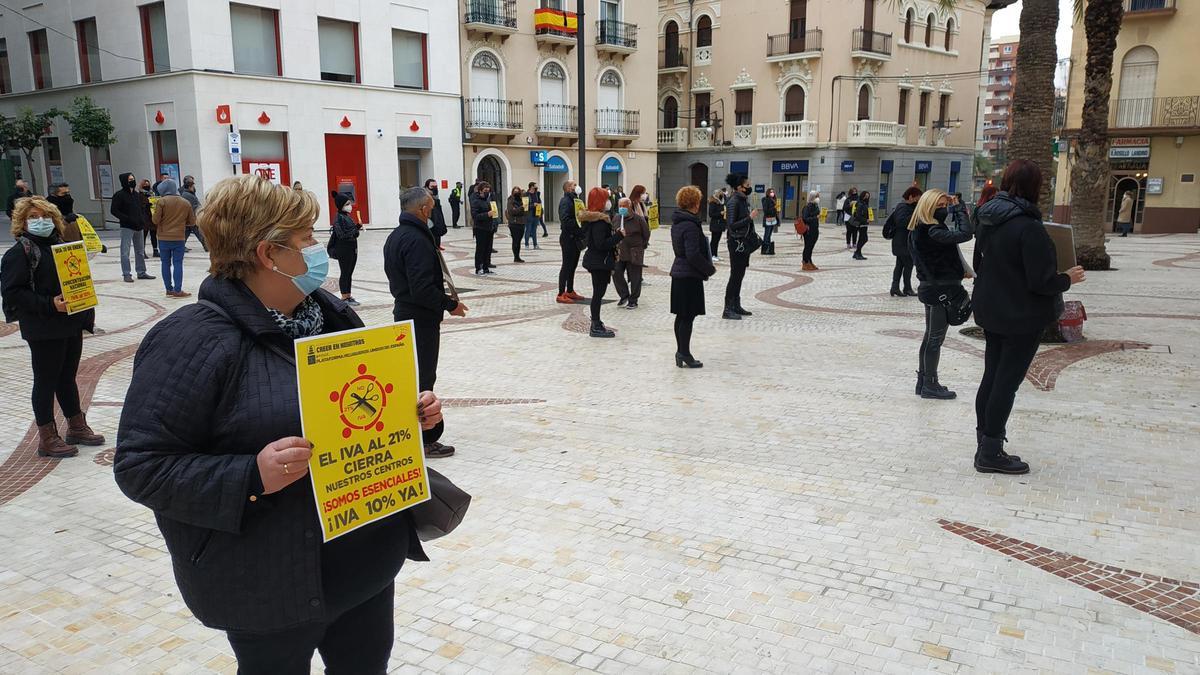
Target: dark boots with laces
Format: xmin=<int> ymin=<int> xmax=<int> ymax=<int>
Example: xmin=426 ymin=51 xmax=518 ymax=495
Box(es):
xmin=974 ymin=434 xmax=1030 ymax=475
xmin=918 ymin=372 xmax=956 ymax=400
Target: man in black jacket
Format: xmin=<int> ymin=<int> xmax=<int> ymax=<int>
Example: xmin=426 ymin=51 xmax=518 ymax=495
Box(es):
xmin=423 ymin=179 xmax=448 ymax=250
xmin=469 ymin=181 xmax=495 ymax=275
xmin=556 ymin=180 xmax=584 ymax=303
xmin=6 ymin=179 xmax=31 ymax=217
xmin=109 ymin=171 xmax=154 ymax=283
xmin=883 ymin=187 xmax=921 ymax=296
xmin=385 ymin=187 xmax=467 ymax=458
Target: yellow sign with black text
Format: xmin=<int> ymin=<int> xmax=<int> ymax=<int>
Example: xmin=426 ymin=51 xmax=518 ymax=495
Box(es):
xmin=76 ymin=215 xmax=103 ymax=254
xmin=295 ymin=322 xmax=429 ymax=542
xmin=51 ymin=241 xmax=97 ymax=315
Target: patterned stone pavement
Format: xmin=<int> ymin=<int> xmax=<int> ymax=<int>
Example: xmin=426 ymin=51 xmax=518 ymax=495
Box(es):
xmin=0 ymin=225 xmax=1197 ymax=674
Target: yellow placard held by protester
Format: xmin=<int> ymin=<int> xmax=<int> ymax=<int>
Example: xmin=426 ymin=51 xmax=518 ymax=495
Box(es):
xmin=868 ymin=208 xmax=876 ymax=223
xmin=295 ymin=322 xmax=430 ymax=542
xmin=574 ymin=198 xmax=585 ymax=220
xmin=75 ymin=215 xmax=103 ymax=254
xmin=488 ymin=201 xmax=498 ymax=219
xmin=820 ymin=208 xmax=829 ymax=222
xmin=648 ymin=202 xmax=660 ymax=230
xmin=535 ymin=203 xmax=543 ymax=217
xmin=522 ymin=196 xmax=530 ymax=211
xmin=51 ymin=241 xmax=98 ymax=315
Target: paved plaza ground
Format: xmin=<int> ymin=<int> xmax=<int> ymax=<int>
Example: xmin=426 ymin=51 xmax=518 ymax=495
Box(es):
xmin=0 ymin=224 xmax=1197 ymax=674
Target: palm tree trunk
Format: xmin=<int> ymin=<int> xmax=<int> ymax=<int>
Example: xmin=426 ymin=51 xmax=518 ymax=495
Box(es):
xmin=1067 ymin=0 xmax=1123 ymax=270
xmin=1005 ymin=0 xmax=1058 ymax=214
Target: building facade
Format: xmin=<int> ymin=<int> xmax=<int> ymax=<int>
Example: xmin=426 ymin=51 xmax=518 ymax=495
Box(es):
xmin=656 ymin=0 xmax=1013 ymax=221
xmin=981 ymin=35 xmax=1017 ymax=159
xmin=458 ymin=0 xmax=658 ymax=224
xmin=0 ymin=0 xmax=463 ymax=228
xmin=1053 ymin=0 xmax=1199 ymax=234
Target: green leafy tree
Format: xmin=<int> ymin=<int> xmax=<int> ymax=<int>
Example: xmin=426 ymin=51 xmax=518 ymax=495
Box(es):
xmin=61 ymin=96 xmax=117 ymax=226
xmin=974 ymin=153 xmax=996 ymax=182
xmin=0 ymin=107 xmax=61 ymax=194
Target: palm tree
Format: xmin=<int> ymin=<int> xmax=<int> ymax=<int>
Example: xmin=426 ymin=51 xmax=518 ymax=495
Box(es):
xmin=1065 ymin=0 xmax=1123 ymax=270
xmin=1005 ymin=0 xmax=1060 ymax=214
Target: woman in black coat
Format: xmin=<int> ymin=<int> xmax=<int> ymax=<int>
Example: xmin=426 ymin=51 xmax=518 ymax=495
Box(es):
xmin=505 ymin=187 xmax=527 ymax=264
xmin=670 ymin=186 xmax=717 ymax=368
xmin=328 ymin=191 xmax=361 ymax=306
xmin=908 ymin=188 xmax=973 ymax=401
xmin=580 ymin=187 xmax=624 ymax=338
xmin=850 ymin=191 xmax=872 ymax=260
xmin=800 ymin=191 xmax=821 ymax=271
xmin=971 ymin=160 xmax=1086 ymax=475
xmin=707 ymin=191 xmax=726 ymax=261
xmin=0 ymin=196 xmax=104 ymax=459
xmin=883 ymin=187 xmax=922 ymax=296
xmin=723 ymin=173 xmax=759 ymax=320
xmin=760 ymin=188 xmax=779 ymax=255
xmin=114 ymin=176 xmax=446 ymax=673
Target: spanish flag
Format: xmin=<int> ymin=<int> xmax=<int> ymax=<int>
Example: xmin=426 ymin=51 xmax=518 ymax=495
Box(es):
xmin=535 ymin=8 xmax=578 ymax=34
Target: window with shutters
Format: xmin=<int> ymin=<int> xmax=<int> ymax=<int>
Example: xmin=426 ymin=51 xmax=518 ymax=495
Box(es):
xmin=29 ymin=29 xmax=51 ymax=89
xmin=663 ymin=96 xmax=679 ymax=129
xmin=140 ymin=2 xmax=170 ymax=75
xmin=696 ymin=16 xmax=713 ymax=48
xmin=230 ymin=4 xmax=280 ymax=76
xmin=904 ymin=10 xmax=914 ymax=43
xmin=0 ymin=39 xmax=11 ymax=94
xmin=857 ymin=85 xmax=871 ymax=120
xmin=694 ymin=93 xmax=711 ymax=128
xmin=919 ymin=92 xmax=930 ymax=126
xmin=944 ymin=19 xmax=954 ymax=51
xmin=898 ymin=89 xmax=909 ymax=125
xmin=925 ymin=15 xmax=934 ymax=47
xmin=319 ymin=18 xmax=360 ymax=83
xmin=392 ymin=29 xmax=427 ymax=89
xmin=938 ymin=94 xmax=950 ymax=125
xmin=76 ymin=18 xmax=101 ymax=83
xmin=734 ymin=89 xmax=753 ymax=126
xmin=784 ymin=86 xmax=806 ymax=121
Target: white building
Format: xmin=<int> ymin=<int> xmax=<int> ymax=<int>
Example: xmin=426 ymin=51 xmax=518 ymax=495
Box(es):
xmin=0 ymin=0 xmax=463 ymax=227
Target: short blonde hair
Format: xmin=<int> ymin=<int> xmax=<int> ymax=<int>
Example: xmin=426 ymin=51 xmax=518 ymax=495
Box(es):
xmin=10 ymin=197 xmax=65 ymax=237
xmin=676 ymin=186 xmax=703 ymax=212
xmin=199 ymin=175 xmax=320 ymax=279
xmin=908 ymin=189 xmax=948 ymax=231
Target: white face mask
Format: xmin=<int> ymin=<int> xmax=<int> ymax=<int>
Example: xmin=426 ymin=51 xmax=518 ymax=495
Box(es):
xmin=574 ymin=186 xmax=582 ymax=196
xmin=341 ymin=203 xmax=353 ymax=213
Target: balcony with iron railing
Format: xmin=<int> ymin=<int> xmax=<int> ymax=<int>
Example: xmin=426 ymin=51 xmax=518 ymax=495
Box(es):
xmin=1123 ymin=0 xmax=1176 ymax=16
xmin=659 ymin=47 xmax=689 ymax=72
xmin=852 ymin=29 xmax=892 ymax=60
xmin=465 ymin=98 xmax=524 ymax=135
xmin=1110 ymin=96 xmax=1199 ymax=130
xmin=535 ymin=103 xmax=578 ymax=138
xmin=596 ymin=20 xmax=638 ymax=54
xmin=534 ymin=1 xmax=578 ymax=46
xmin=595 ymin=108 xmax=640 ymax=140
xmin=464 ymin=0 xmax=518 ymax=37
xmin=766 ymin=30 xmax=823 ymax=63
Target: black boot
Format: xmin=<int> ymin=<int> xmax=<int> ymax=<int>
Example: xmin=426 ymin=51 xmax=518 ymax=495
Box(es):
xmin=734 ymin=306 xmax=753 ymax=316
xmin=920 ymin=374 xmax=956 ymax=400
xmin=915 ymin=371 xmax=924 ymax=396
xmin=722 ymin=306 xmax=742 ymax=320
xmin=977 ymin=429 xmax=1021 ymax=462
xmin=761 ymin=241 xmax=770 ymax=255
xmin=589 ymin=320 xmax=615 ymax=338
xmin=770 ymin=242 xmax=776 ymax=255
xmin=890 ymin=287 xmax=903 ymax=297
xmin=974 ymin=435 xmax=1030 ymax=474
xmin=675 ymin=352 xmax=704 ymax=369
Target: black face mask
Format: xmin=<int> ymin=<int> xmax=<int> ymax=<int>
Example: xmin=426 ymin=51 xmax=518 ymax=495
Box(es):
xmin=934 ymin=207 xmax=949 ymax=222
xmin=429 ymin=186 xmax=438 ymax=195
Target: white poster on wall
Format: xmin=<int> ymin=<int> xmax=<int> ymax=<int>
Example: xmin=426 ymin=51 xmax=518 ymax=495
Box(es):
xmin=97 ymin=163 xmax=114 ymax=199
xmin=48 ymin=164 xmax=65 ymax=186
xmin=248 ymin=162 xmax=283 ymax=185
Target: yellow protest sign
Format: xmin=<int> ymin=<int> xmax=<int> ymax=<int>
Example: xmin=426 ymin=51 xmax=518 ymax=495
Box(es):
xmin=535 ymin=203 xmax=543 ymax=217
xmin=868 ymin=208 xmax=876 ymax=222
xmin=574 ymin=198 xmax=585 ymax=220
xmin=820 ymin=208 xmax=829 ymax=222
xmin=648 ymin=202 xmax=660 ymax=230
xmin=295 ymin=322 xmax=429 ymax=542
xmin=76 ymin=215 xmax=103 ymax=254
xmin=522 ymin=196 xmax=530 ymax=211
xmin=51 ymin=242 xmax=98 ymax=315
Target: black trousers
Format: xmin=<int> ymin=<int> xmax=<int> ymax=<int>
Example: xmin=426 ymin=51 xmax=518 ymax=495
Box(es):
xmin=976 ymin=331 xmax=1041 ymax=439
xmin=559 ymin=236 xmax=581 ymax=294
xmin=143 ymin=228 xmax=159 ymax=253
xmin=919 ymin=302 xmax=950 ymax=379
xmin=710 ymin=225 xmax=724 ymax=258
xmin=845 ymin=222 xmax=855 ymax=246
xmin=892 ymin=255 xmax=914 ymax=291
xmin=509 ymin=225 xmax=524 ymax=260
xmin=226 ymin=581 xmax=394 ymax=675
xmin=28 ymin=335 xmax=84 ymax=426
xmin=802 ymin=226 xmax=819 ymax=264
xmin=589 ymin=270 xmax=609 ymax=323
xmin=451 ymin=203 xmax=461 ymax=227
xmin=612 ymin=261 xmax=643 ymax=302
xmin=724 ymin=255 xmax=749 ymax=308
xmin=474 ymin=229 xmax=494 ymax=272
xmin=185 ymin=225 xmax=207 ymax=249
xmin=404 ymin=316 xmax=441 ymax=392
xmin=336 ymin=251 xmax=357 ymax=295
xmin=855 ymin=227 xmax=868 ymax=256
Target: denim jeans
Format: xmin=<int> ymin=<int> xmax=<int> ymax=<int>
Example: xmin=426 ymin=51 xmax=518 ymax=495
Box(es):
xmin=120 ymin=228 xmax=147 ymax=278
xmin=158 ymin=241 xmax=185 ymax=292
xmin=762 ymin=225 xmax=776 ymax=245
xmin=524 ymin=217 xmax=540 ymax=247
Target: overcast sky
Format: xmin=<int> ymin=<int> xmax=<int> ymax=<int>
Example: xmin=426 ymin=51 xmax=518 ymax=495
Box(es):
xmin=990 ymin=0 xmax=1076 ymax=59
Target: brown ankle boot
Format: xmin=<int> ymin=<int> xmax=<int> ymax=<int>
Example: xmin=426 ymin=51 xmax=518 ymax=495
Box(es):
xmin=37 ymin=423 xmax=79 ymax=458
xmin=65 ymin=412 xmax=105 ymax=446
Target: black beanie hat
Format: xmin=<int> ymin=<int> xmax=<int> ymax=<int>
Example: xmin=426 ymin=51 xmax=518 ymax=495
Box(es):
xmin=331 ymin=191 xmax=352 ymax=211
xmin=725 ymin=172 xmax=746 ymax=189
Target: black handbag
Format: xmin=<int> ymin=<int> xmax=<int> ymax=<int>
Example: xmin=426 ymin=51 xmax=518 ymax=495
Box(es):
xmin=410 ymin=467 xmax=471 ymax=541
xmin=934 ymin=285 xmax=973 ymax=326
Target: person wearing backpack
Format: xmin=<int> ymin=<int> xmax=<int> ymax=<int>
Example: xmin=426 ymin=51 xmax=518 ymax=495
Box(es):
xmin=0 ymin=197 xmax=104 ymax=459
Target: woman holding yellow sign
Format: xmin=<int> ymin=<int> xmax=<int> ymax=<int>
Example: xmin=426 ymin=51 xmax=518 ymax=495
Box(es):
xmin=114 ymin=175 xmax=448 ymax=673
xmin=0 ymin=197 xmax=103 ymax=459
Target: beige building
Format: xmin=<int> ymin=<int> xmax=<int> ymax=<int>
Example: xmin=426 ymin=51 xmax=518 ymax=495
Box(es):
xmin=656 ymin=0 xmax=1014 ymax=220
xmin=458 ymin=0 xmax=658 ymax=223
xmin=1053 ymin=0 xmax=1199 ymax=233
xmin=981 ymin=35 xmax=1018 ymax=159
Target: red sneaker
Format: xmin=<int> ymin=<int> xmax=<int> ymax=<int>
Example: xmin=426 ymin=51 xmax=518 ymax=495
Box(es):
xmin=556 ymin=293 xmax=573 ymax=304
xmin=567 ymin=291 xmax=585 ymax=301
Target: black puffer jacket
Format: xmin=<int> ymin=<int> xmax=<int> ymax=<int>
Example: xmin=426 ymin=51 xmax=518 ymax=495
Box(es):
xmin=1 ymin=233 xmax=95 ymax=339
xmin=581 ymin=211 xmax=623 ymax=272
xmin=558 ymin=192 xmax=580 ymax=240
xmin=972 ymin=193 xmax=1072 ymax=334
xmin=385 ymin=212 xmax=458 ymax=323
xmin=909 ymin=205 xmax=973 ymax=287
xmin=670 ymin=210 xmax=716 ymax=280
xmin=469 ymin=191 xmax=496 ymax=232
xmin=707 ymin=199 xmax=724 ymax=228
xmin=329 ymin=211 xmax=359 ymax=260
xmin=114 ymin=277 xmax=434 ymax=632
xmin=883 ymin=201 xmax=916 ymax=257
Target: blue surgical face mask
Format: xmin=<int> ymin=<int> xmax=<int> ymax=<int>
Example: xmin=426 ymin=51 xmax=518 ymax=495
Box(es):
xmin=273 ymin=243 xmax=329 ymax=296
xmin=26 ymin=218 xmax=56 ymax=237
xmin=618 ymin=207 xmax=629 ymax=216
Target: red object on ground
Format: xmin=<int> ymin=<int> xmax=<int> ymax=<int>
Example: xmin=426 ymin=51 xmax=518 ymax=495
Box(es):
xmin=1059 ymin=300 xmax=1087 ymax=343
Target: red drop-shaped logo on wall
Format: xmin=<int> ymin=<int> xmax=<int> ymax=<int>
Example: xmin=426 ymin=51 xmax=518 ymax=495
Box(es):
xmin=340 ymin=116 xmax=352 ymax=128
xmin=258 ymin=111 xmax=271 ymax=124
xmin=154 ymin=110 xmax=165 ymax=125
xmin=410 ymin=120 xmax=420 ymax=132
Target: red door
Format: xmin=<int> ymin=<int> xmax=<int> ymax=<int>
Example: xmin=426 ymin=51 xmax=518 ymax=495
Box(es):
xmin=324 ymin=134 xmax=369 ymax=224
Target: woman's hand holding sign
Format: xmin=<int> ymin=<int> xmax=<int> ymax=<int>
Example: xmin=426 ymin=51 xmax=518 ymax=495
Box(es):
xmin=417 ymin=392 xmax=442 ymax=431
xmin=257 ymin=437 xmax=314 ymax=494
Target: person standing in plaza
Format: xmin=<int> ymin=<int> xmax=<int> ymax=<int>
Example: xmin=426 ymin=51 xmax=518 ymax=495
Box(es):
xmin=524 ymin=182 xmax=542 ymax=249
xmin=139 ymin=179 xmax=160 ymax=258
xmin=110 ymin=172 xmax=154 ymax=283
xmin=505 ymin=186 xmax=527 ymax=264
xmin=723 ymin=173 xmax=759 ymax=321
xmin=150 ymin=179 xmax=195 ymax=299
xmin=908 ymin=188 xmax=973 ymax=400
xmin=834 ymin=191 xmax=847 ymax=228
xmin=707 ymin=191 xmax=726 ymax=262
xmin=800 ymin=190 xmax=821 ymax=271
xmin=386 ymin=186 xmax=467 ymax=459
xmin=449 ymin=181 xmax=463 ymax=228
xmin=1 ymin=197 xmax=105 ymax=459
xmin=47 ymin=183 xmax=74 ymax=219
xmin=556 ymin=180 xmax=584 ymax=303
xmin=114 ymin=175 xmax=448 ymax=672
xmin=972 ymin=160 xmax=1086 ymax=475
xmin=843 ymin=187 xmax=859 ymax=249
xmin=612 ymin=196 xmax=649 ymax=309
xmin=1116 ymin=191 xmax=1134 ymax=237
xmin=670 ymin=186 xmax=717 ymax=368
xmin=760 ymin=187 xmax=779 ymax=256
xmin=327 ymin=191 xmax=361 ymax=306
xmin=883 ymin=186 xmax=921 ymax=296
xmin=470 ymin=181 xmax=497 ymax=275
xmin=423 ymin=179 xmax=448 ymax=251
xmin=181 ymin=176 xmax=208 ymax=252
xmin=581 ymin=187 xmax=624 ymax=338
xmin=850 ymin=190 xmax=872 ymax=260
xmin=6 ymin=179 xmax=32 ymax=218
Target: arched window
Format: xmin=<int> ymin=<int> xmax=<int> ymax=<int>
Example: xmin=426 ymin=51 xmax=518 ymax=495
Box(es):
xmin=904 ymin=9 xmax=914 ymax=43
xmin=469 ymin=51 xmax=502 ymax=126
xmin=696 ymin=15 xmax=713 ymax=48
xmin=663 ymin=95 xmax=679 ymax=129
xmin=664 ymin=20 xmax=680 ymax=63
xmin=538 ymin=62 xmax=567 ymax=131
xmin=857 ymin=85 xmax=871 ymax=121
xmin=1117 ymin=46 xmax=1159 ymax=127
xmin=925 ymin=15 xmax=934 ymax=47
xmin=597 ymin=69 xmax=624 ymax=133
xmin=944 ymin=18 xmax=954 ymax=51
xmin=784 ymin=85 xmax=806 ymax=121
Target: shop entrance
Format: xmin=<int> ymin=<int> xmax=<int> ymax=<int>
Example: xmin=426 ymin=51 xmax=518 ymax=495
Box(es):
xmin=324 ymin=133 xmax=369 ymax=224
xmin=1109 ymin=174 xmax=1145 ymax=232
xmin=782 ymin=174 xmax=807 ymax=220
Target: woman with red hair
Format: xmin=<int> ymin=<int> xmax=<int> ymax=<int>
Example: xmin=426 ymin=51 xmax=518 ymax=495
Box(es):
xmin=580 ymin=187 xmax=624 ymax=337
